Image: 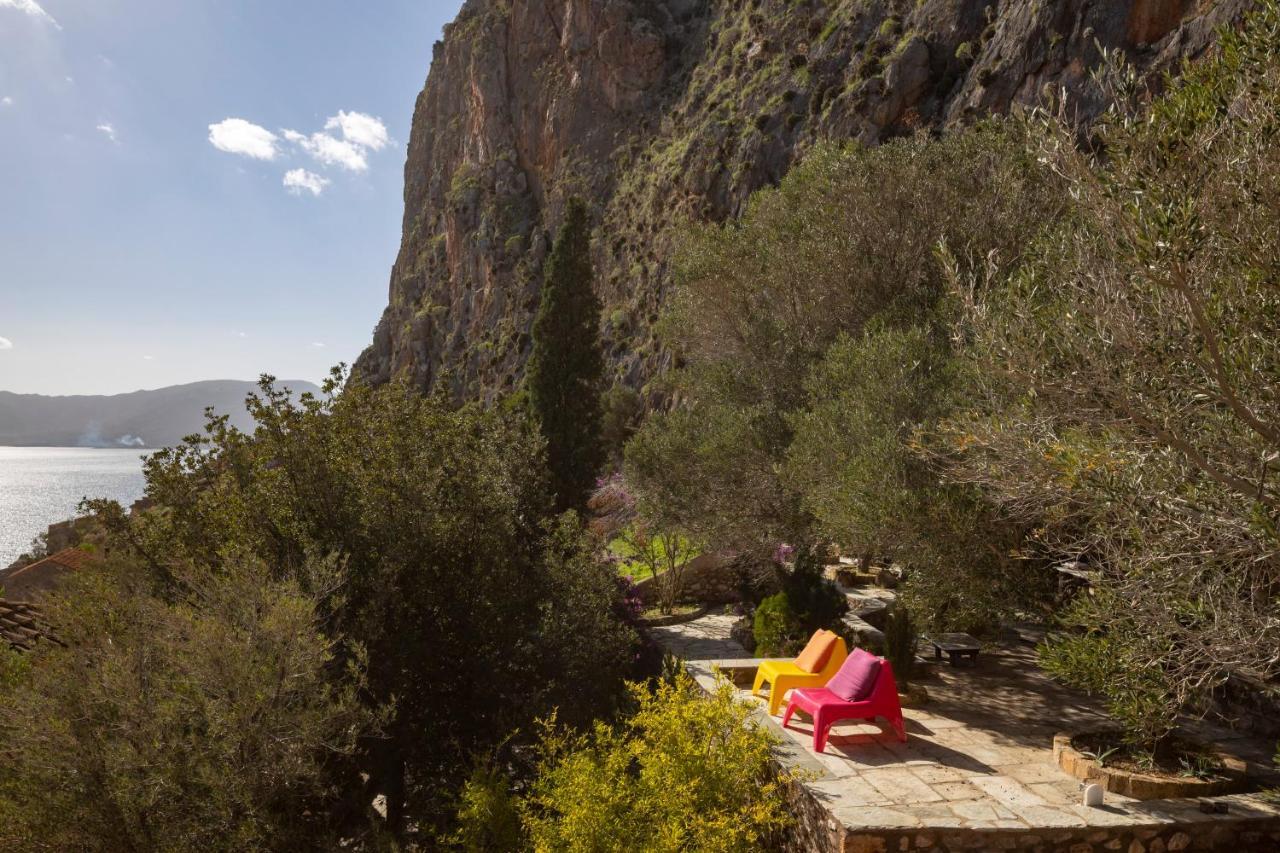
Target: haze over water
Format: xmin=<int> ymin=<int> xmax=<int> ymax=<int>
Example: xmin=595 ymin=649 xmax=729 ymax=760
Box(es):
xmin=0 ymin=447 xmax=147 ymax=568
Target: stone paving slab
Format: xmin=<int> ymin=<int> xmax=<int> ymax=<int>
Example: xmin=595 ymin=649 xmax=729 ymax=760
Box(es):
xmin=648 ymin=611 xmax=745 ymax=661
xmin=664 ymin=613 xmax=1280 ymax=846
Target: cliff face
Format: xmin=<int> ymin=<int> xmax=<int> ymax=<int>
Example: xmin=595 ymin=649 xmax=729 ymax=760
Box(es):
xmin=355 ymin=0 xmax=1249 ymax=402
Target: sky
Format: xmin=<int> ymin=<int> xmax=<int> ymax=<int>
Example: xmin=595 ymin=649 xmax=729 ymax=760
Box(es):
xmin=0 ymin=0 xmax=463 ymax=395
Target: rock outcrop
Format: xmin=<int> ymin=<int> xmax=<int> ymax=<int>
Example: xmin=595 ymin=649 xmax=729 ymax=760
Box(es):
xmin=355 ymin=0 xmax=1251 ymax=402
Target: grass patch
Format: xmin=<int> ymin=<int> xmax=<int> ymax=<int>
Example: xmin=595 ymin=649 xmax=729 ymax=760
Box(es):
xmin=608 ymin=536 xmax=655 ymax=581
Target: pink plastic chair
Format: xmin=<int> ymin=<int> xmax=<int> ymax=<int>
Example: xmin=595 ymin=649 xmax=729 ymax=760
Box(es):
xmin=781 ymin=657 xmax=907 ymax=753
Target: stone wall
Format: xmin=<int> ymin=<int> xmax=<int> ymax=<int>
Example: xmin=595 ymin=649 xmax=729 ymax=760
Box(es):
xmin=631 ymin=553 xmax=780 ymax=606
xmin=834 ymin=820 xmax=1280 ymax=853
xmin=784 ymin=785 xmax=1280 ymax=853
xmin=631 ymin=553 xmax=741 ymax=606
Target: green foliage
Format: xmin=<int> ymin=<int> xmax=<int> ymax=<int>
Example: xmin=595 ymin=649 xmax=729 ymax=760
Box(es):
xmin=0 ymin=555 xmax=371 ymax=852
xmin=883 ymin=606 xmax=918 ymax=688
xmin=785 ymin=324 xmax=951 ymax=560
xmin=752 ymin=593 xmax=800 ymax=656
xmin=85 ymin=371 xmax=635 ymax=834
xmin=627 ymin=123 xmax=1063 ymax=554
xmin=753 ymin=552 xmax=848 ymax=655
xmin=1039 ymin=603 xmax=1177 ymax=751
xmin=521 ymin=674 xmax=792 ymax=852
xmin=942 ymin=0 xmax=1280 ymax=744
xmin=450 ymin=765 xmax=524 ymax=853
xmin=600 ymin=383 xmax=644 ymax=467
xmin=527 ymin=197 xmax=607 ymax=513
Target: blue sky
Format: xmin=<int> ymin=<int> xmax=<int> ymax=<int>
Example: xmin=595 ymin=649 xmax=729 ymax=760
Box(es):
xmin=0 ymin=0 xmax=462 ymax=395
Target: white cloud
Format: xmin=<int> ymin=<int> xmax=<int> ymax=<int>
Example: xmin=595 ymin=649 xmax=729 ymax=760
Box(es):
xmin=0 ymin=337 xmax=13 ymax=350
xmin=208 ymin=118 xmax=279 ymax=161
xmin=0 ymin=0 xmax=60 ymax=29
xmin=283 ymin=168 xmax=330 ymax=197
xmin=286 ymin=129 xmax=368 ymax=171
xmin=96 ymin=122 xmax=117 ymax=143
xmin=142 ymin=354 xmax=154 ymax=361
xmin=283 ymin=111 xmax=390 ymax=173
xmin=234 ymin=331 xmax=247 ymax=338
xmin=311 ymin=341 xmax=326 ymax=348
xmin=0 ymin=96 xmax=11 ymax=107
xmin=326 ymin=111 xmax=389 ymax=152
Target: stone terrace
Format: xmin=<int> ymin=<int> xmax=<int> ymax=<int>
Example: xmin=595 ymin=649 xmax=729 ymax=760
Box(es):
xmin=651 ymin=614 xmax=1280 ymax=853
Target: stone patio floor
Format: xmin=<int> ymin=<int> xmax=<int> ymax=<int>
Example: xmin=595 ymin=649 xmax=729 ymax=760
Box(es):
xmin=651 ymin=613 xmax=1280 ymax=837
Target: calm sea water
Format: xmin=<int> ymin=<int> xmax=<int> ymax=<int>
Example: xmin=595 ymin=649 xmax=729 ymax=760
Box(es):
xmin=0 ymin=447 xmax=148 ymax=568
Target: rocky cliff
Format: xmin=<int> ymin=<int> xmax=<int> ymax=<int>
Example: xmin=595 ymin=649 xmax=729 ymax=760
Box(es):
xmin=355 ymin=0 xmax=1250 ymax=402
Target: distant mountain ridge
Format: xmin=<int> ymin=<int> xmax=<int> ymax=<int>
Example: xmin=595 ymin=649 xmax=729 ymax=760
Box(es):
xmin=0 ymin=380 xmax=322 ymax=449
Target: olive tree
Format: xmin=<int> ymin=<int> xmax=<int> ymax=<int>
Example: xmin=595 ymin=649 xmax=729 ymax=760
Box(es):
xmin=938 ymin=3 xmax=1280 ymax=747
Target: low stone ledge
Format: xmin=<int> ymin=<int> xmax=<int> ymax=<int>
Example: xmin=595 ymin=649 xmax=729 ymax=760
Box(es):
xmin=686 ymin=658 xmax=765 ymax=689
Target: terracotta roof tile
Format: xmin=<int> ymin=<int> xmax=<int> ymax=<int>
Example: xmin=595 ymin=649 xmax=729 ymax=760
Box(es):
xmin=0 ymin=547 xmax=97 ymax=601
xmin=44 ymin=548 xmax=97 ymax=571
xmin=0 ymin=599 xmax=55 ymax=651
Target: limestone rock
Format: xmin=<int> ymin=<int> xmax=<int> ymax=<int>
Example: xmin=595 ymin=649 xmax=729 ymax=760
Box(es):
xmin=356 ymin=0 xmax=1255 ymax=403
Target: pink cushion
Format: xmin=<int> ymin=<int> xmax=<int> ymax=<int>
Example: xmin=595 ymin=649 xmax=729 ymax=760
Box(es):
xmin=826 ymin=648 xmax=881 ymax=702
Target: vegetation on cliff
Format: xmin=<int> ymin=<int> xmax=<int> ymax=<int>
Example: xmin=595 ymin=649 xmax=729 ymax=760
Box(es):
xmin=356 ymin=0 xmax=1245 ymax=401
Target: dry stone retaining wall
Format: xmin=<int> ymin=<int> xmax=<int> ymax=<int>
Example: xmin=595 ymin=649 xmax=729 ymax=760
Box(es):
xmin=632 ymin=553 xmax=776 ymax=605
xmin=784 ymin=784 xmax=1280 ymax=853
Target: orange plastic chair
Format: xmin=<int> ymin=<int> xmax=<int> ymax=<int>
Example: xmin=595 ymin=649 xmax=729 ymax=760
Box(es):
xmin=751 ymin=630 xmax=849 ymax=716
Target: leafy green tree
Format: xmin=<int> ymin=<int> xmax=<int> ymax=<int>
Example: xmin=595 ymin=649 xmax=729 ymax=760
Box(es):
xmin=626 ymin=125 xmax=1064 ymax=553
xmin=527 ymin=198 xmax=607 ymax=513
xmin=0 ymin=554 xmax=371 ymax=853
xmin=786 ymin=324 xmax=951 ymax=565
xmin=89 ymin=370 xmax=636 ymax=836
xmin=785 ymin=324 xmax=1042 ymax=632
xmin=940 ymin=2 xmax=1280 ymax=747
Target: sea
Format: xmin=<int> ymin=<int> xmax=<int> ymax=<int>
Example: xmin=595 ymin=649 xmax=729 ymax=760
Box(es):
xmin=0 ymin=446 xmax=148 ymax=568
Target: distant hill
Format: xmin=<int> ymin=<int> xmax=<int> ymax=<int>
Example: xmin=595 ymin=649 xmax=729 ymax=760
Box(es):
xmin=0 ymin=380 xmax=323 ymax=449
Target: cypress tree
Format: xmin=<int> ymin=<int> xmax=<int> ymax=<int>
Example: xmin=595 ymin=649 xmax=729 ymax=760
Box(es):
xmin=526 ymin=197 xmax=605 ymax=512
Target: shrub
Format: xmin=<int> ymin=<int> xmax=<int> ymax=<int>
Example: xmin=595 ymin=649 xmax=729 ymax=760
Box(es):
xmin=450 ymin=766 xmax=523 ymax=853
xmin=1037 ymin=587 xmax=1182 ymax=750
xmin=752 ymin=592 xmax=800 ymax=656
xmin=84 ymin=372 xmax=637 ymax=835
xmin=777 ymin=549 xmax=847 ymax=635
xmin=521 ymin=674 xmax=792 ymax=852
xmin=600 ymin=384 xmax=644 ymax=468
xmin=0 ymin=555 xmax=372 ymax=852
xmin=752 ymin=551 xmax=848 ymax=655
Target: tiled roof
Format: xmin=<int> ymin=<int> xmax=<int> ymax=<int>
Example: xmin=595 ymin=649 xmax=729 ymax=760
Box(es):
xmin=0 ymin=599 xmax=54 ymax=651
xmin=44 ymin=547 xmax=97 ymax=572
xmin=0 ymin=547 xmax=96 ymax=601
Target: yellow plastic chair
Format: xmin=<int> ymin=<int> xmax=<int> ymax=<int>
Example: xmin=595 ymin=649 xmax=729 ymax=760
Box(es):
xmin=752 ymin=631 xmax=849 ymax=716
